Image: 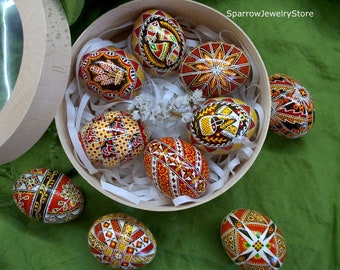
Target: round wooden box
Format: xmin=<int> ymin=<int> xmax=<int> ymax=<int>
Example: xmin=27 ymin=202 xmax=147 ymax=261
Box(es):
xmin=55 ymin=0 xmax=271 ymax=211
xmin=0 ymin=0 xmax=71 ymax=164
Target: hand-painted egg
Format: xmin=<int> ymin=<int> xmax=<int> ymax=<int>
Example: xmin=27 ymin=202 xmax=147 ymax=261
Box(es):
xmin=144 ymin=137 xmax=210 ymax=199
xmin=269 ymin=74 xmax=315 ymax=138
xmin=188 ymin=97 xmax=258 ymax=155
xmin=79 ymin=111 xmax=149 ymax=167
xmin=179 ymin=41 xmax=251 ymax=97
xmin=13 ymin=168 xmax=84 ymax=223
xmin=78 ymin=46 xmax=145 ymax=101
xmin=220 ymin=209 xmax=287 ymax=269
xmin=88 ymin=213 xmax=157 ymax=269
xmin=131 ymin=9 xmax=186 ymax=76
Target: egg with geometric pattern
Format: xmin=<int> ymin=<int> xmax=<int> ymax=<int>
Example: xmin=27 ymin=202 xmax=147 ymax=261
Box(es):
xmin=220 ymin=208 xmax=287 ymax=270
xmin=88 ymin=213 xmax=157 ymax=269
xmin=269 ymin=73 xmax=315 ymax=138
xmin=188 ymin=97 xmax=258 ymax=155
xmin=13 ymin=168 xmax=84 ymax=223
xmin=143 ymin=137 xmax=210 ymax=199
xmin=78 ymin=110 xmax=149 ymax=167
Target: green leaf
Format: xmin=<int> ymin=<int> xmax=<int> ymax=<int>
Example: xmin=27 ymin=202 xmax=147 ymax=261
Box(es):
xmin=60 ymin=0 xmax=85 ymax=25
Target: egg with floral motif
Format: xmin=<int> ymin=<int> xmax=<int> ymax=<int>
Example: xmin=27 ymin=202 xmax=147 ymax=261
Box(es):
xmin=13 ymin=168 xmax=84 ymax=223
xmin=220 ymin=208 xmax=287 ymax=269
xmin=188 ymin=97 xmax=258 ymax=155
xmin=269 ymin=73 xmax=315 ymax=138
xmin=144 ymin=137 xmax=210 ymax=199
xmin=131 ymin=9 xmax=186 ymax=76
xmin=78 ymin=46 xmax=145 ymax=101
xmin=88 ymin=213 xmax=157 ymax=269
xmin=79 ymin=110 xmax=149 ymax=167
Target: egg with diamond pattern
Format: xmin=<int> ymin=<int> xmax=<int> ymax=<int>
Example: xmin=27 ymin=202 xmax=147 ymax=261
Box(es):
xmin=13 ymin=168 xmax=84 ymax=223
xmin=220 ymin=208 xmax=287 ymax=269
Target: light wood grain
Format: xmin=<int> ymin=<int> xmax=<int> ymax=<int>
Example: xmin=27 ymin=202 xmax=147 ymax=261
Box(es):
xmin=0 ymin=0 xmax=71 ymax=164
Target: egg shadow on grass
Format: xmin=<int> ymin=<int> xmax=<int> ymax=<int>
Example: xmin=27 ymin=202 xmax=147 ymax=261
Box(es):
xmin=264 ymin=130 xmax=308 ymax=154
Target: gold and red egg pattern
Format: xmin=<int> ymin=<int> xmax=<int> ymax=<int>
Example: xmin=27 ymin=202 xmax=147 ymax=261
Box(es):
xmin=188 ymin=97 xmax=258 ymax=155
xmin=78 ymin=46 xmax=145 ymax=101
xmin=79 ymin=111 xmax=149 ymax=167
xmin=88 ymin=213 xmax=157 ymax=269
xmin=131 ymin=8 xmax=187 ymax=76
xmin=144 ymin=137 xmax=210 ymax=199
xmin=179 ymin=41 xmax=251 ymax=97
xmin=220 ymin=209 xmax=287 ymax=270
xmin=269 ymin=73 xmax=315 ymax=138
xmin=13 ymin=168 xmax=84 ymax=223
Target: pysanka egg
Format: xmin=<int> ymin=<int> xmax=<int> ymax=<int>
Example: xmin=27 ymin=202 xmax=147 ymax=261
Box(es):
xmin=188 ymin=97 xmax=258 ymax=155
xmin=79 ymin=110 xmax=149 ymax=167
xmin=179 ymin=41 xmax=251 ymax=97
xmin=131 ymin=9 xmax=186 ymax=76
xmin=144 ymin=137 xmax=210 ymax=199
xmin=269 ymin=74 xmax=315 ymax=138
xmin=78 ymin=46 xmax=145 ymax=101
xmin=13 ymin=168 xmax=84 ymax=223
xmin=88 ymin=213 xmax=157 ymax=269
xmin=220 ymin=209 xmax=287 ymax=270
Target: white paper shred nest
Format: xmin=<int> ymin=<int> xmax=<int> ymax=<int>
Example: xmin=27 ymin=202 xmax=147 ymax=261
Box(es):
xmin=65 ymin=18 xmax=265 ymax=207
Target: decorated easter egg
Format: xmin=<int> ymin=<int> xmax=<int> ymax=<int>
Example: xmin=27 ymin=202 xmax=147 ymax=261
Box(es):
xmin=269 ymin=74 xmax=315 ymax=138
xmin=79 ymin=110 xmax=149 ymax=167
xmin=144 ymin=137 xmax=210 ymax=199
xmin=188 ymin=97 xmax=258 ymax=155
xmin=88 ymin=213 xmax=157 ymax=269
xmin=13 ymin=168 xmax=84 ymax=223
xmin=131 ymin=9 xmax=186 ymax=76
xmin=78 ymin=46 xmax=145 ymax=101
xmin=179 ymin=41 xmax=251 ymax=97
xmin=220 ymin=209 xmax=287 ymax=269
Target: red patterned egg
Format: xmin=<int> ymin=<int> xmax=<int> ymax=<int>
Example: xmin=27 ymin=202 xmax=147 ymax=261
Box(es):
xmin=13 ymin=168 xmax=84 ymax=223
xmin=269 ymin=74 xmax=315 ymax=138
xmin=79 ymin=111 xmax=149 ymax=167
xmin=188 ymin=97 xmax=258 ymax=155
xmin=179 ymin=41 xmax=251 ymax=97
xmin=143 ymin=137 xmax=210 ymax=199
xmin=78 ymin=46 xmax=145 ymax=101
xmin=88 ymin=213 xmax=157 ymax=269
xmin=220 ymin=209 xmax=287 ymax=270
xmin=131 ymin=9 xmax=186 ymax=76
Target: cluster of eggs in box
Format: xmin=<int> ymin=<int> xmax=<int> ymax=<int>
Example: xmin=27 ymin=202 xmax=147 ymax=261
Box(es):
xmin=77 ymin=8 xmax=260 ymax=201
